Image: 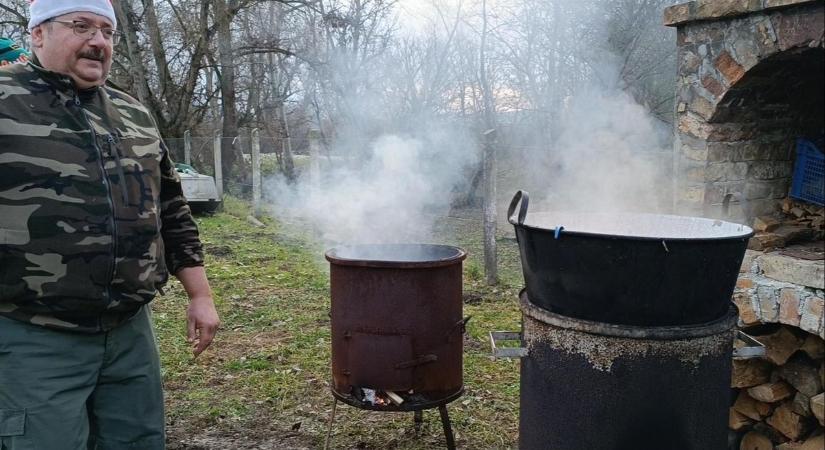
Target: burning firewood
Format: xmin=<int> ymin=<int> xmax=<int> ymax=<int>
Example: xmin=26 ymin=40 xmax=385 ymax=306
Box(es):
xmin=384 ymin=391 xmax=404 ymax=406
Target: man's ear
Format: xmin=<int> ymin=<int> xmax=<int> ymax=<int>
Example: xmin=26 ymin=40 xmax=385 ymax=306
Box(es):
xmin=30 ymin=25 xmax=45 ymax=48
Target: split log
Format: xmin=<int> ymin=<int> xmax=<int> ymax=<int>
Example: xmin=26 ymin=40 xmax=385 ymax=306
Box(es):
xmin=730 ymin=408 xmax=753 ymax=431
xmin=754 ymin=216 xmax=781 ymax=232
xmin=739 ymin=430 xmax=773 ymax=450
xmin=733 ymin=359 xmax=773 ymax=388
xmin=811 ymin=392 xmax=824 ymax=426
xmin=779 ymin=354 xmax=823 ymax=397
xmin=384 ymin=391 xmax=404 ymax=406
xmin=803 ymin=204 xmax=824 ymax=215
xmin=821 ymin=361 xmax=824 ymax=390
xmin=734 ymin=390 xmax=772 ymax=420
xmin=752 ymin=422 xmax=790 ymax=445
xmin=800 ymin=433 xmax=824 ymax=450
xmin=774 ymin=225 xmax=814 ymax=246
xmin=766 ymin=402 xmax=807 ymax=440
xmin=799 ymin=335 xmax=825 ymax=360
xmin=759 ymin=327 xmax=803 ymax=366
xmin=749 ymin=381 xmax=794 ymax=403
xmin=748 ymin=233 xmax=785 ymax=251
xmin=792 ymin=391 xmax=812 ymax=417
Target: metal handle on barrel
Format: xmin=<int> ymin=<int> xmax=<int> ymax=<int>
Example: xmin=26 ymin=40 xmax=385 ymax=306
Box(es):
xmin=489 ymin=331 xmax=528 ymax=359
xmin=508 ymin=190 xmax=529 ymax=225
xmin=733 ymin=330 xmax=766 ymax=359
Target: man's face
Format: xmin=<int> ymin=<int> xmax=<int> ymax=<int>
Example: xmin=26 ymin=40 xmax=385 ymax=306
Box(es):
xmin=30 ymin=11 xmax=114 ymax=89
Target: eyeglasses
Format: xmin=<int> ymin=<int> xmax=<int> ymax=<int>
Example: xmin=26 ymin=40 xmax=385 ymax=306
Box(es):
xmin=47 ymin=20 xmax=121 ymax=45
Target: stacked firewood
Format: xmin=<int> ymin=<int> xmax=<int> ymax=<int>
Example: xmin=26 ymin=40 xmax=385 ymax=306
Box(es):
xmin=748 ymin=199 xmax=825 ymax=251
xmin=731 ymin=325 xmax=825 ymax=449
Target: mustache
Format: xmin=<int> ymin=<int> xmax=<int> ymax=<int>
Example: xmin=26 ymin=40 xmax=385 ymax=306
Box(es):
xmin=78 ymin=50 xmax=105 ymax=61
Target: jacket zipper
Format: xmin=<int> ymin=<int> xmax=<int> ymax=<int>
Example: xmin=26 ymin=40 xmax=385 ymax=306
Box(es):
xmin=76 ymin=94 xmax=117 ymax=314
xmin=107 ymin=133 xmax=129 ymax=204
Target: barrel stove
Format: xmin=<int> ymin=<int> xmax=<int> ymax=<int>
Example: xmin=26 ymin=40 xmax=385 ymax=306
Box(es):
xmin=498 ymin=191 xmax=759 ymax=450
xmin=324 ymin=243 xmax=467 ymax=450
xmin=518 ymin=291 xmax=736 ymax=450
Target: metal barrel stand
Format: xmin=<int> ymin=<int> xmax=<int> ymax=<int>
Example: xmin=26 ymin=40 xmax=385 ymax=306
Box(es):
xmin=324 ymin=392 xmax=458 ymax=450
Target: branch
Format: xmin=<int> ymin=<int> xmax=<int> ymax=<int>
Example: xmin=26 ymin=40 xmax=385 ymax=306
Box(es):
xmin=236 ymin=43 xmax=296 ymax=58
xmin=0 ymin=3 xmax=26 ymax=22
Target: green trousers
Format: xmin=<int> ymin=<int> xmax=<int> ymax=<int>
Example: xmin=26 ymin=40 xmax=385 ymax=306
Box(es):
xmin=0 ymin=306 xmax=165 ymax=450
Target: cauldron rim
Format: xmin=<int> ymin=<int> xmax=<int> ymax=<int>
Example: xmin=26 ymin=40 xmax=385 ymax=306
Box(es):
xmin=325 ymin=243 xmax=467 ymax=268
xmin=519 ymin=211 xmax=754 ymax=241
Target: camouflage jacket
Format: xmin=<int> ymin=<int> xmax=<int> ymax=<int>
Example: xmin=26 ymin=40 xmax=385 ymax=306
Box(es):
xmin=0 ymin=59 xmax=204 ymax=332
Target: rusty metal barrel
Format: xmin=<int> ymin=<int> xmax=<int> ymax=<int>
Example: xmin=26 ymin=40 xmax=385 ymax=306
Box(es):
xmin=326 ymin=244 xmax=467 ymax=408
xmin=516 ymin=291 xmax=738 ymax=450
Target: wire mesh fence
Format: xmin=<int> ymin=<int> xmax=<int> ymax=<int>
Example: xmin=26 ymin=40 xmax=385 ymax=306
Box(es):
xmin=161 ymin=132 xmax=675 ymax=209
xmin=164 ymin=134 xmax=315 ymax=200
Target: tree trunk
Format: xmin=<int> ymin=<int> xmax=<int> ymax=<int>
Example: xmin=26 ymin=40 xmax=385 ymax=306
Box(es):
xmin=279 ymin=104 xmax=296 ymax=182
xmin=479 ymin=0 xmax=498 ymax=286
xmin=112 ymin=0 xmax=150 ymax=105
xmin=214 ymin=0 xmax=242 ymax=181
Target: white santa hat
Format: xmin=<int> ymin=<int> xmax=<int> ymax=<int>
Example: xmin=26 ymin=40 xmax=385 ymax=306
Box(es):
xmin=28 ymin=0 xmax=117 ymax=31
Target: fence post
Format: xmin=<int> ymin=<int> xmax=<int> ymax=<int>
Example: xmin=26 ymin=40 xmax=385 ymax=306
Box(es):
xmin=251 ymin=128 xmax=261 ymax=213
xmin=184 ymin=130 xmax=191 ymax=166
xmin=308 ymin=129 xmax=321 ymax=194
xmin=482 ymin=128 xmax=498 ymax=285
xmin=213 ymin=131 xmax=223 ymax=200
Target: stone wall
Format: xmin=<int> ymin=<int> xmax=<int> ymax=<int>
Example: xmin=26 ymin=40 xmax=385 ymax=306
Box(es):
xmin=666 ymin=0 xmax=824 ymax=222
xmin=734 ymin=249 xmax=825 ymax=338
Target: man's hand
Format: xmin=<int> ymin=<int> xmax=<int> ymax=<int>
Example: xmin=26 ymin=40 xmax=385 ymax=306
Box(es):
xmin=176 ymin=266 xmax=220 ymax=356
xmin=186 ymin=295 xmax=220 ymax=356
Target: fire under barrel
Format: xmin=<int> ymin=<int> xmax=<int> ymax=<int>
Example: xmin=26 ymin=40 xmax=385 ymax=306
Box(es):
xmin=326 ymin=244 xmax=467 ymax=409
xmin=518 ymin=291 xmax=738 ymax=450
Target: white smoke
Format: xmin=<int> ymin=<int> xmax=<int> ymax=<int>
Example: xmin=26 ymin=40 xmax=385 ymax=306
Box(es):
xmin=537 ymin=89 xmax=672 ymax=214
xmin=266 ymin=0 xmax=678 ymax=245
xmin=266 ymin=128 xmax=478 ymax=246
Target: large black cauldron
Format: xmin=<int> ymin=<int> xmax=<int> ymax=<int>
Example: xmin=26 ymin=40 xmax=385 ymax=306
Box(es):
xmin=508 ymin=191 xmax=753 ymax=326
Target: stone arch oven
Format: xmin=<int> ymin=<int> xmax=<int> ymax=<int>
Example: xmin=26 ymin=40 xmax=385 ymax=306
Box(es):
xmin=666 ymin=1 xmax=825 ymax=448
xmin=665 ymin=0 xmax=823 ymax=221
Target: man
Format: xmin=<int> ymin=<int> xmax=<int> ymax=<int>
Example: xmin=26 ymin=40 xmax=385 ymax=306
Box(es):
xmin=0 ymin=0 xmax=220 ymax=448
xmin=0 ymin=38 xmax=30 ymax=66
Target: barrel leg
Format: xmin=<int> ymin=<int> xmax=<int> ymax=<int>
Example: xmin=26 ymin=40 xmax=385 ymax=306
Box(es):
xmin=438 ymin=405 xmax=456 ymax=450
xmin=413 ymin=410 xmax=423 ymax=434
xmin=324 ymin=398 xmax=338 ymax=450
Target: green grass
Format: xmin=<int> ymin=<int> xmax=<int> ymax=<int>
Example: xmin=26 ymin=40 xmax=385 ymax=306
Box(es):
xmin=158 ymin=197 xmax=524 ymax=448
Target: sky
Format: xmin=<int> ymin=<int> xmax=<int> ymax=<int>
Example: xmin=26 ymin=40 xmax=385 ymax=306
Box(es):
xmin=396 ymin=0 xmax=468 ymax=35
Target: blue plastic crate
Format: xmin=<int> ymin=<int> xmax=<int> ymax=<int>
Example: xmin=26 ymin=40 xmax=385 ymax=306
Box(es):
xmin=790 ymin=138 xmax=824 ymax=206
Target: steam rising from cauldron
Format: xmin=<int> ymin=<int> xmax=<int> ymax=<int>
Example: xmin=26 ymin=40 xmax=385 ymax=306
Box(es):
xmin=264 ymin=1 xmax=678 ymax=248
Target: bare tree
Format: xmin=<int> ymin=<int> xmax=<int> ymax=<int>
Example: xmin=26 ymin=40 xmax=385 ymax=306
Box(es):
xmin=0 ymin=0 xmax=28 ymax=41
xmin=605 ymin=0 xmax=676 ymax=123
